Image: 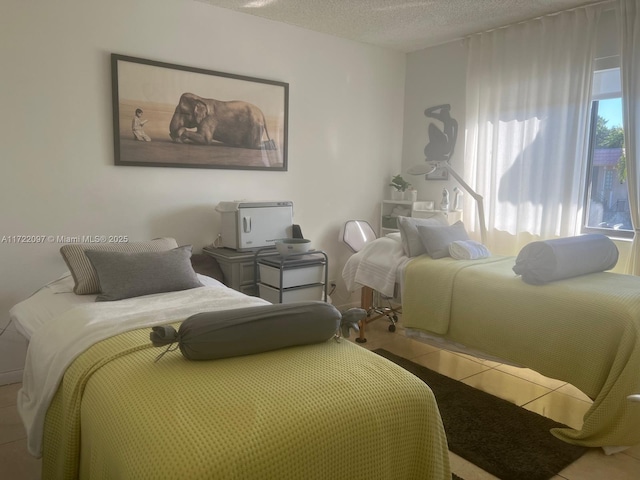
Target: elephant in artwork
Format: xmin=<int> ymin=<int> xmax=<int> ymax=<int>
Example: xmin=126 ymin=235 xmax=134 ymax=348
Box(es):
xmin=169 ymin=92 xmax=276 ymax=149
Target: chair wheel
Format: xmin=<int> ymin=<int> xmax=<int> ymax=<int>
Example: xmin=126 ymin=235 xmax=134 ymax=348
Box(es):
xmin=388 ymin=324 xmax=396 ymax=333
xmin=356 ymin=337 xmax=367 ymax=343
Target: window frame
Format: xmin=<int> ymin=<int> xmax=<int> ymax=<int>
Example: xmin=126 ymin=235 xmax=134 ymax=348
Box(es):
xmin=581 ymin=70 xmax=631 ymax=239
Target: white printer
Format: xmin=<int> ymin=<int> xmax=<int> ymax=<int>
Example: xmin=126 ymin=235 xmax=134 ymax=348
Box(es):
xmin=216 ymin=201 xmax=293 ymax=251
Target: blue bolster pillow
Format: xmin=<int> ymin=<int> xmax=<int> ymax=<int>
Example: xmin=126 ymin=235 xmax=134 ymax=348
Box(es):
xmin=512 ymin=234 xmax=618 ymax=285
xmin=151 ymin=301 xmax=363 ymax=361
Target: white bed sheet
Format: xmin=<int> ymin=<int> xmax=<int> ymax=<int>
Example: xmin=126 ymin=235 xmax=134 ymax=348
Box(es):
xmin=9 ymin=273 xmax=223 ymax=341
xmin=342 ymin=234 xmax=410 ymax=298
xmin=18 ymin=280 xmax=267 ymax=457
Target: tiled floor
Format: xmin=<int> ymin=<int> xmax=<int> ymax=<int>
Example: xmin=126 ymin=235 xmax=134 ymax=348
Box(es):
xmin=1 ymin=318 xmax=639 ymax=479
xmin=348 ymin=318 xmax=640 ymax=480
xmin=0 ymin=383 xmax=41 ymax=479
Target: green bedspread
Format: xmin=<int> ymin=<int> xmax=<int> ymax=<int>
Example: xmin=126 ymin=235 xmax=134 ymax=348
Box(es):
xmin=403 ymin=255 xmax=640 ymax=449
xmin=42 ymin=326 xmax=450 ymax=480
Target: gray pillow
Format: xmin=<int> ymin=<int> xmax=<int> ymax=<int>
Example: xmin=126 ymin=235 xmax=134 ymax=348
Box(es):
xmin=150 ymin=301 xmax=343 ymax=360
xmin=397 ymin=215 xmax=449 ymax=257
xmin=512 ymin=234 xmax=618 ymax=285
xmin=416 ymin=221 xmax=470 ymax=259
xmin=60 ymin=237 xmax=179 ymax=294
xmin=85 ymin=245 xmax=203 ymax=301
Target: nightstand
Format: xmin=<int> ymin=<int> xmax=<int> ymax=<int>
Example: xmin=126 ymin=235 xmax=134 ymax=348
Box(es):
xmin=202 ymin=247 xmax=278 ymax=296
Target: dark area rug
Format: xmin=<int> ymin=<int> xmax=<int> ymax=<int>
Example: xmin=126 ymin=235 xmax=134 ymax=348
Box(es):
xmin=374 ymin=349 xmax=588 ymax=480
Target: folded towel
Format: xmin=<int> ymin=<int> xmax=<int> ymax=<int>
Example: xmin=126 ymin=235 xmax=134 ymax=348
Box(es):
xmin=449 ymin=240 xmax=491 ymax=260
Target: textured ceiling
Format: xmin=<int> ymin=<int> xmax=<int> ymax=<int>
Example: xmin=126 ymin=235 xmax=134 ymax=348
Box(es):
xmin=195 ymin=0 xmax=604 ymax=52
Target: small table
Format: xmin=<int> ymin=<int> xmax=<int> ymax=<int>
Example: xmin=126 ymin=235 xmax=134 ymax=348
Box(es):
xmin=254 ymin=248 xmax=329 ymax=304
xmin=202 ymin=247 xmax=279 ymax=296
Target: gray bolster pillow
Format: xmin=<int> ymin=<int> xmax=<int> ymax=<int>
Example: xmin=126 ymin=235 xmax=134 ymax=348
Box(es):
xmin=151 ymin=301 xmax=359 ymax=361
xmin=512 ymin=234 xmax=618 ymax=285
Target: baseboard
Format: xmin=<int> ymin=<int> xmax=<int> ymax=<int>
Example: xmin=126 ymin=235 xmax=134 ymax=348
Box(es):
xmin=0 ymin=369 xmax=23 ymax=386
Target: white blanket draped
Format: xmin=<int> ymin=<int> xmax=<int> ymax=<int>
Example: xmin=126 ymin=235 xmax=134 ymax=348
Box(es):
xmin=18 ymin=285 xmax=269 ymax=457
xmin=342 ymin=236 xmax=409 ymax=298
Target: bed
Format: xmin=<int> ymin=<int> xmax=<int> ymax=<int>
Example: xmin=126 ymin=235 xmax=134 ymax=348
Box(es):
xmin=11 ymin=245 xmax=450 ymax=480
xmin=343 ymin=231 xmax=640 ymax=452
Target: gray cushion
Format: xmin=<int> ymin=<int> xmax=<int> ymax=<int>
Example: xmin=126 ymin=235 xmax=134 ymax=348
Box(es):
xmin=512 ymin=234 xmax=619 ymax=285
xmin=85 ymin=245 xmax=202 ymax=301
xmin=417 ymin=221 xmax=470 ymax=259
xmin=151 ymin=301 xmax=342 ymax=361
xmin=397 ymin=215 xmax=449 ymax=257
xmin=60 ymin=237 xmax=179 ymax=294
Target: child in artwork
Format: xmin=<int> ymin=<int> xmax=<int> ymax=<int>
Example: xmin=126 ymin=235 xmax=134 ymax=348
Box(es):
xmin=132 ymin=108 xmax=151 ymax=141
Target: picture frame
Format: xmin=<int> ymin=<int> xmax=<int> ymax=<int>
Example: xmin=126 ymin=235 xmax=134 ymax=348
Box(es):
xmin=111 ymin=54 xmax=288 ymax=171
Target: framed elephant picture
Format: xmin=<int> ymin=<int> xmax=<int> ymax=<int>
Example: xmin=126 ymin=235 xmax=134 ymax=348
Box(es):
xmin=111 ymin=54 xmax=288 ymax=171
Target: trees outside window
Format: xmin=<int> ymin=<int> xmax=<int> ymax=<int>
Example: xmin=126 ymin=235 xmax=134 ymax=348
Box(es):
xmin=583 ymin=69 xmax=630 ymax=236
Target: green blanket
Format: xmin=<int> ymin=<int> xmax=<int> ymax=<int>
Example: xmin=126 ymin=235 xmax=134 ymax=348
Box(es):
xmin=42 ymin=326 xmax=450 ymax=480
xmin=403 ymin=255 xmax=640 ymax=449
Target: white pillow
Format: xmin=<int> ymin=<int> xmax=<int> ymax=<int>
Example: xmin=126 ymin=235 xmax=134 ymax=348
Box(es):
xmin=397 ymin=215 xmax=449 ymax=257
xmin=417 ymin=221 xmax=470 ymax=259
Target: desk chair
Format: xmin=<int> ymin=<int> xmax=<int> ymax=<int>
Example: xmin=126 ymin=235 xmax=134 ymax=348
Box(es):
xmin=341 ymin=220 xmax=401 ymax=343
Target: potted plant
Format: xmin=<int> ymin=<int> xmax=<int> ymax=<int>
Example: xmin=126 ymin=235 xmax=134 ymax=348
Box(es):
xmin=389 ymin=174 xmax=411 ymax=200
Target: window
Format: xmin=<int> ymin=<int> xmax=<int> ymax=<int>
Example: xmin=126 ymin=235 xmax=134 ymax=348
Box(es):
xmin=583 ymin=68 xmax=630 ymax=237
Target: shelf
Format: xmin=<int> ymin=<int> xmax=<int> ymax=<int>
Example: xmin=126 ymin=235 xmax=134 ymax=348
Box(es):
xmin=379 ymin=201 xmax=463 ymax=235
xmin=382 ymin=199 xmax=414 ymax=205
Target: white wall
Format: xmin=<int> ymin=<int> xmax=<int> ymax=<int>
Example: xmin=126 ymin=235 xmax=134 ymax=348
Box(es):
xmin=0 ymin=0 xmax=406 ymax=383
xmin=401 ymin=40 xmax=468 ymax=208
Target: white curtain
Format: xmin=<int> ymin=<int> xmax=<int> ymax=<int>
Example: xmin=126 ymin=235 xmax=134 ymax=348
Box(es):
xmin=465 ymin=6 xmax=602 ymax=255
xmin=618 ymin=0 xmax=640 ymax=274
